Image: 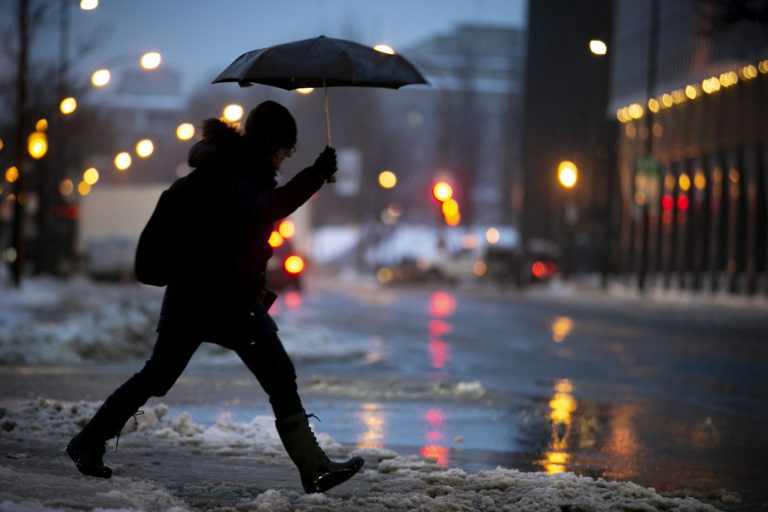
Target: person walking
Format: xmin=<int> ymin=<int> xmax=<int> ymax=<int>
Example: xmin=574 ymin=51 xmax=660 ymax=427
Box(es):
xmin=66 ymin=100 xmax=364 ymax=493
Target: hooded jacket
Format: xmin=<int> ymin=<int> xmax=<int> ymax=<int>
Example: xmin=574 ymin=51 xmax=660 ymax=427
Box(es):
xmin=157 ymin=120 xmax=325 ymax=344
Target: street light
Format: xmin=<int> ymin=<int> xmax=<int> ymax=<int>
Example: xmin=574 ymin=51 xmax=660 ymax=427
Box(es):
xmin=136 ymin=139 xmax=154 ymax=158
xmin=91 ymin=68 xmax=111 ymax=87
xmin=378 ymin=170 xmax=397 ymax=189
xmin=589 ymin=40 xmax=608 ymax=56
xmin=558 ymin=161 xmax=578 ymax=189
xmin=140 ymin=51 xmax=162 ymax=70
xmin=60 ymin=97 xmax=77 ymax=114
xmin=28 ymin=131 xmax=48 ymax=159
xmin=80 ymin=0 xmax=98 ymax=10
xmin=222 ymin=104 xmax=244 ymax=122
xmin=176 ymin=123 xmax=195 ymax=141
xmin=114 ymin=152 xmax=132 ymax=171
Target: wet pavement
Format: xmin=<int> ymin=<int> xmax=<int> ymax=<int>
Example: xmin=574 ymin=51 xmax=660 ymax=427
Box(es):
xmin=2 ymin=276 xmax=767 ymax=509
xmin=272 ymin=277 xmax=768 ymax=508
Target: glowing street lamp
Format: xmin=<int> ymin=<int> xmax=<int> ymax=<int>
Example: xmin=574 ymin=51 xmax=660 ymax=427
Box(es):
xmin=114 ymin=152 xmax=132 ymax=171
xmin=136 ymin=139 xmax=154 ymax=158
xmin=91 ymin=68 xmax=111 ymax=87
xmin=60 ymin=97 xmax=77 ymax=115
xmin=80 ymin=0 xmax=98 ymax=10
xmin=176 ymin=123 xmax=195 ymax=141
xmin=28 ymin=131 xmax=48 ymax=159
xmin=83 ymin=167 xmax=99 ymax=186
xmin=558 ymin=161 xmax=578 ymax=189
xmin=589 ymin=39 xmax=607 ymax=56
xmin=140 ymin=51 xmax=162 ymax=70
xmin=223 ymin=104 xmax=244 ymax=122
xmin=378 ymin=170 xmax=397 ymax=189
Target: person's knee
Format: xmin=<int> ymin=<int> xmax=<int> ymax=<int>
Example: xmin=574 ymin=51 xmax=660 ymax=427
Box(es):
xmin=132 ymin=363 xmax=180 ymax=398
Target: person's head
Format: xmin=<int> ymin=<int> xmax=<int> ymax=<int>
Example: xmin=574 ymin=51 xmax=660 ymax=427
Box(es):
xmin=244 ymin=101 xmax=297 ymax=169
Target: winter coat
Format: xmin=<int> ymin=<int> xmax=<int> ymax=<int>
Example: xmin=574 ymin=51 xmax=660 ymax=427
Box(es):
xmin=157 ymin=121 xmax=325 ymax=346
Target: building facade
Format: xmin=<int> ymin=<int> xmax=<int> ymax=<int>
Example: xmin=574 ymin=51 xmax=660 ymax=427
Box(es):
xmin=610 ymin=0 xmax=768 ymax=294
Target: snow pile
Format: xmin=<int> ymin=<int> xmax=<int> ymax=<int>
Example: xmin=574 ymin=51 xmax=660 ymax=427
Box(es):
xmin=0 ymin=399 xmax=720 ymax=511
xmin=0 ymin=278 xmax=159 ymax=364
xmin=0 ymin=278 xmax=367 ymax=365
xmin=304 ymin=378 xmax=488 ymax=401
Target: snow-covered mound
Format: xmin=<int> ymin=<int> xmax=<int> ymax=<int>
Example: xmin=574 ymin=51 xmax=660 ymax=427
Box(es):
xmin=0 ymin=278 xmax=366 ymax=365
xmin=0 ymin=399 xmax=719 ymax=512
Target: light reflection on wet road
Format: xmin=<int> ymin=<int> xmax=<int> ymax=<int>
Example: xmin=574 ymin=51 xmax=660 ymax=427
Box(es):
xmin=268 ymin=279 xmax=768 ymax=506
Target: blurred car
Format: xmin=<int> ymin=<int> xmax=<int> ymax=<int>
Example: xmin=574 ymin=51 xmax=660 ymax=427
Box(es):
xmin=266 ymin=239 xmax=306 ymax=291
xmin=431 ymin=238 xmax=560 ymax=287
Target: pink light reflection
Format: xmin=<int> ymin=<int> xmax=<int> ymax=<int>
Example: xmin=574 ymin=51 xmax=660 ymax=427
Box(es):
xmin=428 ymin=339 xmax=450 ymax=369
xmin=429 ymin=291 xmax=457 ymax=318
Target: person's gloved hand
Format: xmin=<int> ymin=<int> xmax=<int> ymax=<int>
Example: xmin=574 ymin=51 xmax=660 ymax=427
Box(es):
xmin=313 ymin=146 xmax=337 ymax=180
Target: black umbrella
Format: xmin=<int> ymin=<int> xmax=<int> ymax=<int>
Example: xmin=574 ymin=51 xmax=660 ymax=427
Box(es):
xmin=212 ymin=35 xmax=428 ymax=146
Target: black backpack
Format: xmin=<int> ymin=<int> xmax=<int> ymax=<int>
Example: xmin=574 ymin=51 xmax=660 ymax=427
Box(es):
xmin=134 ymin=179 xmax=189 ymax=286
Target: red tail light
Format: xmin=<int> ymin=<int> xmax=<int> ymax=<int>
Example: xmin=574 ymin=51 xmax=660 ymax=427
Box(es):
xmin=532 ymin=261 xmax=546 ymax=278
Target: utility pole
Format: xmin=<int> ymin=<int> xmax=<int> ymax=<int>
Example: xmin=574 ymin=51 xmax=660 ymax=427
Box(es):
xmin=11 ymin=0 xmax=30 ymax=287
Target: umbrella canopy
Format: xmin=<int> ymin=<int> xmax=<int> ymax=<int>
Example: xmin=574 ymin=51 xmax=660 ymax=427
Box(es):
xmin=212 ymin=35 xmax=428 ymax=90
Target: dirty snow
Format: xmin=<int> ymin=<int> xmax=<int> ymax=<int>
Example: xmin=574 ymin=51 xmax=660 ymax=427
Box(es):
xmin=0 ymin=278 xmax=366 ymax=365
xmin=0 ymin=399 xmax=720 ymax=512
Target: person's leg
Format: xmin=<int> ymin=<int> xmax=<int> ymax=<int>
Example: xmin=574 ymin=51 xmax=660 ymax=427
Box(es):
xmin=234 ymin=331 xmax=303 ymax=420
xmin=67 ymin=329 xmax=201 ymax=478
xmin=235 ymin=331 xmax=363 ymax=493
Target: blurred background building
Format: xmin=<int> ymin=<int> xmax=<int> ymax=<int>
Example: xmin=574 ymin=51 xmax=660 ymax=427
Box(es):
xmin=610 ymin=0 xmax=768 ymax=294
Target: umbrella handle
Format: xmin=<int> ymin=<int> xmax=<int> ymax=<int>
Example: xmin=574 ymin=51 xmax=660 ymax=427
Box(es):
xmin=324 ymin=80 xmax=336 ymax=183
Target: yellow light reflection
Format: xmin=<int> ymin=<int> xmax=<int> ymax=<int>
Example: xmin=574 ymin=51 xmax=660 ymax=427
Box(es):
xmin=551 ymin=316 xmax=574 ymax=343
xmin=356 ymin=402 xmax=385 ymax=450
xmin=80 ymin=0 xmax=98 ymax=9
xmin=296 ymin=88 xmax=315 ymax=94
xmin=542 ymin=378 xmax=577 ymax=474
xmin=35 ymin=119 xmax=48 ymax=131
xmin=678 ymin=173 xmax=691 ymax=191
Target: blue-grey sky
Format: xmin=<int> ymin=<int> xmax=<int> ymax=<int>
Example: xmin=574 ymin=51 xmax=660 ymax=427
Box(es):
xmin=65 ymin=0 xmax=526 ymax=95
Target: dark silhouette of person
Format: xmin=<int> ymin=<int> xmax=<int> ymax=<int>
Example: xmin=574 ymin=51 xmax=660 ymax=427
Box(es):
xmin=67 ymin=101 xmax=364 ymax=493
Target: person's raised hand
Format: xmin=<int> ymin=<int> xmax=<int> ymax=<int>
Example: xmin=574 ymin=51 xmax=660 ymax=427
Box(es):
xmin=314 ymin=146 xmax=337 ymax=181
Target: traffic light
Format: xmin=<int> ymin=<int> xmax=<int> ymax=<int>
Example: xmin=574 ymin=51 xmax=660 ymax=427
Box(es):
xmin=432 ymin=181 xmax=453 ymax=202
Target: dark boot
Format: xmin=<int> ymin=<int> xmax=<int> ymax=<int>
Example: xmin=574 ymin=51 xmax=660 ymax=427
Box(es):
xmin=66 ymin=400 xmax=139 ymax=478
xmin=275 ymin=412 xmax=364 ymax=493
